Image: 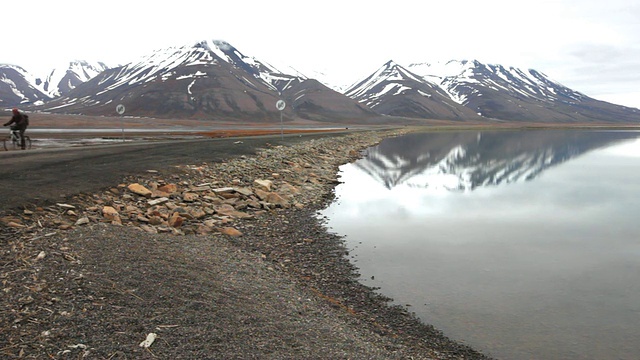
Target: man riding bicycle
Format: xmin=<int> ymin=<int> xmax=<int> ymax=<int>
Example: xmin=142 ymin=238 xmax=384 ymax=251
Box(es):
xmin=4 ymin=108 xmax=29 ymax=150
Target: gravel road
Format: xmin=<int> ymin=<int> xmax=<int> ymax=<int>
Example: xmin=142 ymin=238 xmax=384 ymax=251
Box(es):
xmin=0 ymin=133 xmax=346 ymax=212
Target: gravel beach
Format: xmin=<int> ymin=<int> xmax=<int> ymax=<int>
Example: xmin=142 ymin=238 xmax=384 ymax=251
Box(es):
xmin=1 ymin=129 xmax=491 ymax=359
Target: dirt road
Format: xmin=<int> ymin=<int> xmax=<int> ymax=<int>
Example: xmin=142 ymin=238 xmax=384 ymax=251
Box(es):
xmin=0 ymin=132 xmax=344 ymax=212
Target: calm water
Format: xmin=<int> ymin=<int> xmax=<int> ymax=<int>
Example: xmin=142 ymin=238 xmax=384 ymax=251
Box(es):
xmin=320 ymin=130 xmax=640 ymax=360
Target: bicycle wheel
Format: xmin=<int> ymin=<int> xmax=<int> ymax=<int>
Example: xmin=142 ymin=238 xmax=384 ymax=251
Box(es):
xmin=23 ymin=136 xmax=32 ymax=149
xmin=3 ymin=136 xmax=17 ymax=151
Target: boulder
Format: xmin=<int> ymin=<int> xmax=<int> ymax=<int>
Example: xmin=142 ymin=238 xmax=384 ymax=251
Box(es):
xmin=127 ymin=183 xmax=152 ymax=198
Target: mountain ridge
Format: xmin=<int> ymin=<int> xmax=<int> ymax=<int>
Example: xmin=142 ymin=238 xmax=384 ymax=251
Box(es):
xmin=1 ymin=40 xmax=638 ymax=124
xmin=32 ymin=40 xmax=373 ymax=122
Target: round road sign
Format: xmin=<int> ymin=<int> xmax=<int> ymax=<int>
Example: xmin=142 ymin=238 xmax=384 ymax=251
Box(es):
xmin=116 ymin=104 xmax=126 ymax=115
xmin=276 ymin=100 xmax=286 ymax=111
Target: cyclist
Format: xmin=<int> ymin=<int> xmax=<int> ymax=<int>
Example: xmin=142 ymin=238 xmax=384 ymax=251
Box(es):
xmin=4 ymin=108 xmax=29 ymax=150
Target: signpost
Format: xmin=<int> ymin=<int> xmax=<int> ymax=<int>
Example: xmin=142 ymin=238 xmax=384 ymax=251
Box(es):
xmin=116 ymin=104 xmax=125 ymax=142
xmin=276 ymin=100 xmax=286 ymax=139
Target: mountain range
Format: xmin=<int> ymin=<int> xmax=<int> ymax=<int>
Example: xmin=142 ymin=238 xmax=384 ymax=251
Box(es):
xmin=1 ymin=39 xmax=639 ymax=124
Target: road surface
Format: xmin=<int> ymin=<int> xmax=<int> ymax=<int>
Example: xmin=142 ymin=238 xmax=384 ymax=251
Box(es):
xmin=0 ymin=133 xmax=344 ymax=212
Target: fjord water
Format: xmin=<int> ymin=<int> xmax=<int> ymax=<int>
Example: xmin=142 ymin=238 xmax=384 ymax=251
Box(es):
xmin=321 ymin=130 xmax=640 ymax=360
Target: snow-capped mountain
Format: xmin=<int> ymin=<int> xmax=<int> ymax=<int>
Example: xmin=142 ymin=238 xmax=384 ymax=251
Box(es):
xmin=42 ymin=60 xmax=111 ymax=97
xmin=405 ymin=60 xmax=640 ymax=123
xmin=39 ymin=40 xmax=373 ymax=121
xmin=4 ymin=42 xmax=640 ymax=124
xmin=354 ymin=130 xmax=640 ymax=191
xmin=345 ymin=60 xmax=480 ymax=121
xmin=0 ymin=64 xmax=52 ymax=107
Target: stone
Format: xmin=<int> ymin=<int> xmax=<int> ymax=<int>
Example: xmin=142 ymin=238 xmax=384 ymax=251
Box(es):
xmin=182 ymin=193 xmax=199 ymax=202
xmin=102 ymin=206 xmax=120 ymax=221
xmin=140 ymin=224 xmax=158 ymax=234
xmin=157 ymin=184 xmax=178 ymax=194
xmin=56 ymin=203 xmax=76 ymax=210
xmin=6 ymin=221 xmax=25 ymax=228
xmin=190 ymin=185 xmax=211 ymax=192
xmin=254 ymin=188 xmax=269 ymax=201
xmin=151 ymin=190 xmax=171 ymax=198
xmin=215 ymin=204 xmax=252 ymax=219
xmin=75 ymin=217 xmax=90 ymax=226
xmin=278 ymin=182 xmax=301 ymax=197
xmin=212 ymin=187 xmax=235 ymax=194
xmin=168 ymin=212 xmax=184 ymax=228
xmin=203 ymin=219 xmax=219 ymax=228
xmin=189 ymin=208 xmax=207 ymax=219
xmin=147 ymin=197 xmax=169 ymax=206
xmin=266 ymin=192 xmax=290 ymax=208
xmin=127 ymin=183 xmax=152 ymax=198
xmin=220 ymin=227 xmax=243 ymax=237
xmin=253 ymin=179 xmax=273 ymax=191
xmin=219 ymin=192 xmax=240 ymax=200
xmin=233 ymin=187 xmax=253 ymax=196
xmin=196 ymin=225 xmax=214 ymax=235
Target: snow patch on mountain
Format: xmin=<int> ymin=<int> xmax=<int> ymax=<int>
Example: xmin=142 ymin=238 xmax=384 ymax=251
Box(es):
xmin=42 ymin=60 xmax=110 ymax=96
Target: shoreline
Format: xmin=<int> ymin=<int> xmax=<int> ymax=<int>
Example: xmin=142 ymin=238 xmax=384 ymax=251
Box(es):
xmin=0 ymin=128 xmax=491 ymax=358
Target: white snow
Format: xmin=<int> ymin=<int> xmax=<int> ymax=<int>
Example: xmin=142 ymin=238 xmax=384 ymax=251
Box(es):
xmin=187 ymin=79 xmax=196 ymax=95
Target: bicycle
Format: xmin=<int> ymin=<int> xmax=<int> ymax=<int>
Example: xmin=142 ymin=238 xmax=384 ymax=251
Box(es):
xmin=3 ymin=128 xmax=32 ymax=151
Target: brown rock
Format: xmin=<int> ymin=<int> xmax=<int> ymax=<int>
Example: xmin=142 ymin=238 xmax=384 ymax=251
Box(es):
xmin=266 ymin=192 xmax=290 ymax=208
xmin=157 ymin=184 xmax=178 ymax=194
xmin=233 ymin=187 xmax=253 ymax=196
xmin=6 ymin=221 xmax=25 ymax=228
xmin=168 ymin=212 xmax=184 ymax=228
xmin=196 ymin=225 xmax=214 ymax=235
xmin=189 ymin=208 xmax=207 ymax=219
xmin=128 ymin=183 xmax=153 ymax=198
xmin=215 ymin=204 xmax=252 ymax=219
xmin=182 ymin=193 xmax=199 ymax=202
xmin=278 ymin=182 xmax=301 ymax=197
xmin=102 ymin=206 xmax=120 ymax=221
xmin=151 ymin=190 xmax=172 ymax=198
xmin=139 ymin=224 xmax=158 ymax=234
xmin=219 ymin=227 xmax=243 ymax=237
xmin=219 ymin=192 xmax=240 ymax=199
xmin=254 ymin=188 xmax=269 ymax=201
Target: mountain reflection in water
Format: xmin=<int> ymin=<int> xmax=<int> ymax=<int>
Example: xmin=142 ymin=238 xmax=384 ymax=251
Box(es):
xmin=323 ymin=129 xmax=640 ymax=360
xmin=356 ymin=130 xmax=639 ymax=191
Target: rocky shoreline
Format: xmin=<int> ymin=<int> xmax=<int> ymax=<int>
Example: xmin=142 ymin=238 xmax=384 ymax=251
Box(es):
xmin=1 ymin=129 xmax=491 ymax=359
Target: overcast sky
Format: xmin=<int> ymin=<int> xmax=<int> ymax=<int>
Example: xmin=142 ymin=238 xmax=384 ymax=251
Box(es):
xmin=5 ymin=0 xmax=640 ymax=108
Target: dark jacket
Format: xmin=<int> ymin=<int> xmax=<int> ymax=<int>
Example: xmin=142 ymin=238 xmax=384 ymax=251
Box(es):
xmin=4 ymin=113 xmax=28 ymax=129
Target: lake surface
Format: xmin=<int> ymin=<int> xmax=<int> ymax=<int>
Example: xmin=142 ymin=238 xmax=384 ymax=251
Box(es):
xmin=320 ymin=130 xmax=640 ymax=360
